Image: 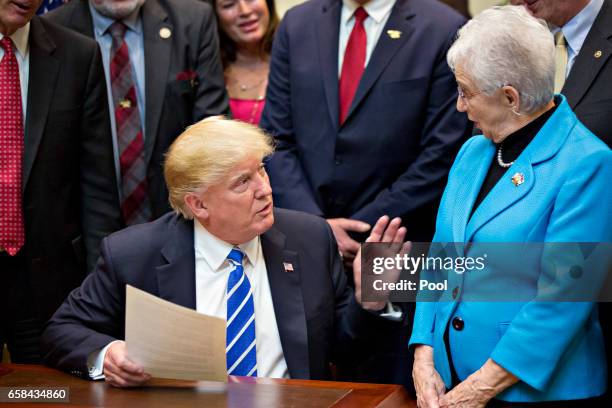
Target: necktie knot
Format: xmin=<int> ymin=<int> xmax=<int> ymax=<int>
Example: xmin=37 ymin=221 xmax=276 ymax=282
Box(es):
xmin=109 ymin=21 xmax=128 ymax=42
xmin=554 ymin=30 xmax=566 ymax=47
xmin=227 ymin=248 xmax=244 ymax=266
xmin=354 ymin=7 xmax=368 ymax=24
xmin=0 ymin=37 xmax=14 ymax=55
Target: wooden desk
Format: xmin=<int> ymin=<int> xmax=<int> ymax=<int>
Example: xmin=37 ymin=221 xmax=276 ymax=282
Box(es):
xmin=0 ymin=364 xmax=415 ymax=407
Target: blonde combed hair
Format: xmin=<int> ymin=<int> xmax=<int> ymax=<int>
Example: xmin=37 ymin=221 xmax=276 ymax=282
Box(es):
xmin=164 ymin=117 xmax=274 ymax=219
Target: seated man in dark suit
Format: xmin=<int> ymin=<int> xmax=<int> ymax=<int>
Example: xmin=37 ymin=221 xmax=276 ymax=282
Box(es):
xmin=41 ymin=117 xmax=408 ymax=386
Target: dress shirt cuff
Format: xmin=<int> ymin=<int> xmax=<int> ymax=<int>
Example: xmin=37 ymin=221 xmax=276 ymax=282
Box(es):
xmin=87 ymin=340 xmax=121 ymax=380
xmin=378 ymin=302 xmax=403 ymax=321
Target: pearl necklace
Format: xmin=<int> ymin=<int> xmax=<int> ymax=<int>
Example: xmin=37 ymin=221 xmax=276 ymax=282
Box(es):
xmin=496 ymin=145 xmax=514 ymax=168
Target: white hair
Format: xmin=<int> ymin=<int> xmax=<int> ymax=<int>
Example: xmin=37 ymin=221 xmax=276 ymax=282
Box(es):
xmin=447 ymin=5 xmax=555 ymax=114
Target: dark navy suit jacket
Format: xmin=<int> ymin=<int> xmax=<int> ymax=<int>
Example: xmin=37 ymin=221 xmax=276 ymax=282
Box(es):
xmin=41 ymin=209 xmax=388 ymax=379
xmin=261 ymin=0 xmax=470 ymax=241
xmin=563 ymin=0 xmax=612 ymax=147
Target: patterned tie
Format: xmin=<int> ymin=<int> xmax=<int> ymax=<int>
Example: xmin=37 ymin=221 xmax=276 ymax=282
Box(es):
xmin=339 ymin=7 xmax=368 ymax=124
xmin=225 ymin=249 xmax=257 ymax=377
xmin=554 ymin=30 xmax=568 ymax=93
xmin=0 ymin=37 xmax=25 ymax=255
xmin=109 ymin=22 xmax=150 ymax=225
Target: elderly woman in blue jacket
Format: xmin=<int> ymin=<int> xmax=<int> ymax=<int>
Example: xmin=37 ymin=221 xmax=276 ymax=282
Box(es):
xmin=409 ymin=5 xmax=611 ymax=408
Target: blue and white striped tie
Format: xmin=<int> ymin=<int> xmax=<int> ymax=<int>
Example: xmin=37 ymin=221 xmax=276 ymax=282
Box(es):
xmin=225 ymin=248 xmax=257 ymax=376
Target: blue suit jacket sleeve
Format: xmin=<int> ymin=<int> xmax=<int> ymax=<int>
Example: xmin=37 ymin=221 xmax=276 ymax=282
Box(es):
xmin=490 ymin=149 xmax=612 ymax=391
xmin=261 ymin=16 xmax=324 ymax=216
xmin=408 ymin=137 xmax=475 ymax=348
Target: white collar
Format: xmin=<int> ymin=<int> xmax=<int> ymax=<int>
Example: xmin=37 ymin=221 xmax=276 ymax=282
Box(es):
xmin=194 ymin=219 xmax=260 ymax=272
xmin=341 ymin=0 xmax=396 ymax=25
xmin=0 ymin=22 xmax=30 ymax=58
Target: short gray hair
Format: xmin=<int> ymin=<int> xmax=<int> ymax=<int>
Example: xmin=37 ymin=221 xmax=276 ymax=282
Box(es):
xmin=447 ymin=5 xmax=555 ymax=114
xmin=164 ymin=116 xmax=274 ymax=219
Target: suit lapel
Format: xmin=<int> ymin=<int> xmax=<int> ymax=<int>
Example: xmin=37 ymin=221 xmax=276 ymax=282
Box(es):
xmin=451 ymin=142 xmax=495 ymax=243
xmin=344 ymin=0 xmax=416 ymax=123
xmin=563 ymin=0 xmax=612 ymax=107
xmin=261 ymin=225 xmax=310 ymax=379
xmin=142 ymin=0 xmax=172 ymax=168
xmin=23 ymin=17 xmax=59 ymax=193
xmin=465 ymin=160 xmax=534 ymax=243
xmin=464 ymin=97 xmax=574 ymax=242
xmin=317 ymin=0 xmax=342 ymax=131
xmin=157 ymin=216 xmax=197 ymax=309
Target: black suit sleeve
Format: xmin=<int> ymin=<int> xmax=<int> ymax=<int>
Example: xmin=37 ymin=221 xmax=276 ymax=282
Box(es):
xmin=42 ymin=238 xmax=124 ymax=378
xmin=79 ymin=44 xmax=124 ymax=271
xmin=194 ymin=4 xmax=230 ymax=118
xmin=323 ymin=222 xmax=402 ymax=364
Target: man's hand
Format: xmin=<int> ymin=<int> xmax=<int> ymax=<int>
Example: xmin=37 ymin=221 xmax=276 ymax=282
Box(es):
xmin=327 ymin=218 xmax=371 ymax=263
xmin=103 ymin=341 xmax=151 ymax=387
xmin=353 ymin=215 xmax=409 ymax=310
xmin=413 ymin=345 xmax=446 ymax=408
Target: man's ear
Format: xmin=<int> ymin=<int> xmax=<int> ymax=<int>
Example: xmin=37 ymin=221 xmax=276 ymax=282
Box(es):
xmin=184 ymin=192 xmax=209 ymax=220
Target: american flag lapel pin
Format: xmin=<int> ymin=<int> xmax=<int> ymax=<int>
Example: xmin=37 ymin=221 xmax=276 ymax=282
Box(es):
xmin=283 ymin=262 xmax=294 ymax=273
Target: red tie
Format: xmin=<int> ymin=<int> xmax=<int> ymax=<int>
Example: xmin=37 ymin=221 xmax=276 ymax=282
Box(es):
xmin=109 ymin=22 xmax=150 ymax=225
xmin=0 ymin=37 xmax=25 ymax=256
xmin=339 ymin=7 xmax=368 ymax=124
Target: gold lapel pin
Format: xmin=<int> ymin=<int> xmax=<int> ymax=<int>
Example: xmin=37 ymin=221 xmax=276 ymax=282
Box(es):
xmin=119 ymin=99 xmax=132 ymax=109
xmin=594 ymin=50 xmax=603 ymax=58
xmin=159 ymin=27 xmax=172 ymax=39
xmin=511 ymin=172 xmax=525 ymax=187
xmin=387 ymin=30 xmax=402 ymax=39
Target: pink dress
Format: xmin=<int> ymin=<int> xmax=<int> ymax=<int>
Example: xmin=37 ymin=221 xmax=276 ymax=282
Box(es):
xmin=229 ymin=98 xmax=266 ymax=125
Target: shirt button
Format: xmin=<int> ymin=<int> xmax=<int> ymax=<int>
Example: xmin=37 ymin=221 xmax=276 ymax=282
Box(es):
xmin=452 ymin=316 xmax=464 ymax=331
xmin=334 ymin=156 xmax=342 ymax=165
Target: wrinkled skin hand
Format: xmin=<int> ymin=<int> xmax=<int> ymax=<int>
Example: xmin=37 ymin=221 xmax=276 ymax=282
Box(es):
xmin=439 ymin=360 xmax=518 ymax=408
xmin=413 ymin=345 xmax=446 ymax=408
xmin=438 ymin=373 xmax=495 ymax=408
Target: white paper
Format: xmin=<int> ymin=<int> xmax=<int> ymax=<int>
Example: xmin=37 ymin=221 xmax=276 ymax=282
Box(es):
xmin=125 ymin=285 xmax=227 ymax=382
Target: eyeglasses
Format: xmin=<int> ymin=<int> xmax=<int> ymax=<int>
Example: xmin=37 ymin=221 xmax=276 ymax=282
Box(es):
xmin=457 ymin=86 xmax=483 ymax=101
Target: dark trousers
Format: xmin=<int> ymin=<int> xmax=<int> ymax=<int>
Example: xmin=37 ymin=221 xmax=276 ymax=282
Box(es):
xmin=0 ymin=250 xmax=43 ymax=364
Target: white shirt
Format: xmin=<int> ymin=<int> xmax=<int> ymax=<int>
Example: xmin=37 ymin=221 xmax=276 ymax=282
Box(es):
xmin=338 ymin=0 xmax=396 ymax=76
xmin=193 ymin=220 xmax=288 ymax=379
xmin=0 ymin=23 xmax=30 ymax=120
xmin=88 ymin=221 xmax=289 ymax=379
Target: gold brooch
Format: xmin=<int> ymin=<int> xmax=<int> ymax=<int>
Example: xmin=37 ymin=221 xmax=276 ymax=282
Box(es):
xmin=119 ymin=99 xmax=132 ymax=109
xmin=511 ymin=172 xmax=525 ymax=186
xmin=594 ymin=50 xmax=603 ymax=58
xmin=387 ymin=30 xmax=401 ymax=39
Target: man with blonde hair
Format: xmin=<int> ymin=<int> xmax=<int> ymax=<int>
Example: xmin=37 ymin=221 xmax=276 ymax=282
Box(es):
xmin=41 ymin=117 xmax=407 ymax=386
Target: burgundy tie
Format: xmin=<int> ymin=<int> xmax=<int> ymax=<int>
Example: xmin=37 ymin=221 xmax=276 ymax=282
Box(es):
xmin=0 ymin=37 xmax=25 ymax=256
xmin=109 ymin=22 xmax=151 ymax=225
xmin=339 ymin=7 xmax=368 ymax=124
